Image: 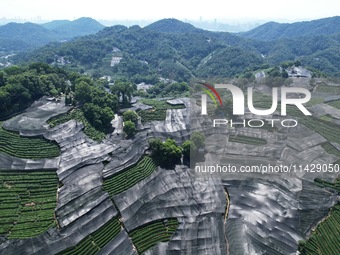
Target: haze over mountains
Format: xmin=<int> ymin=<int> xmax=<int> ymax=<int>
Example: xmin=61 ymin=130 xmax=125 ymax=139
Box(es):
xmin=0 ymin=17 xmax=104 ymax=51
xmin=1 ymin=16 xmax=340 ymax=78
xmin=41 ymin=17 xmax=105 ymax=39
xmin=241 ymin=16 xmax=340 ymax=40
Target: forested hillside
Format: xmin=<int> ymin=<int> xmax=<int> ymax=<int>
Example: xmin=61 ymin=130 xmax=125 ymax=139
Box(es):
xmin=0 ymin=23 xmax=59 ymax=51
xmin=241 ymin=16 xmax=340 ymax=40
xmin=12 ymin=18 xmax=340 ymax=80
xmin=0 ymin=63 xmax=69 ymax=118
xmin=41 ymin=17 xmax=105 ymax=39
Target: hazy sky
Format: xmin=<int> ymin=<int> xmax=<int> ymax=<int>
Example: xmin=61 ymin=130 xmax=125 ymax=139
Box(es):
xmin=0 ymin=0 xmax=339 ymax=22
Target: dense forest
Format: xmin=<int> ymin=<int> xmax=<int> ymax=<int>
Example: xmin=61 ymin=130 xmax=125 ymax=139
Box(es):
xmin=0 ymin=63 xmax=120 ymax=134
xmin=8 ymin=17 xmax=340 ymax=81
xmin=241 ymin=16 xmax=340 ymax=40
xmin=1 ymin=17 xmax=340 ymax=132
xmin=0 ymin=63 xmax=69 ymax=118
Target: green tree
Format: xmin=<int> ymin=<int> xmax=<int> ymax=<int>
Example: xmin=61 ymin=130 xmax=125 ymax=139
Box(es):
xmin=83 ymin=103 xmax=114 ymax=130
xmin=75 ymin=76 xmax=94 ymax=87
xmin=104 ymin=93 xmax=119 ymax=112
xmin=0 ymin=90 xmax=10 ymax=113
xmin=191 ymin=132 xmax=205 ymax=149
xmin=284 ymin=78 xmax=293 ymax=86
xmin=267 ymin=67 xmax=281 ymax=77
xmin=90 ymin=86 xmax=107 ymax=107
xmin=28 ymin=62 xmax=55 ymax=74
xmin=214 ymin=100 xmax=233 ymax=118
xmin=0 ymin=72 xmax=5 ymax=87
xmin=74 ymin=81 xmax=92 ymax=104
xmin=83 ymin=103 xmax=103 ymax=128
xmin=182 ymin=132 xmax=205 ymax=165
xmin=110 ymin=80 xmax=134 ymax=106
xmin=265 ymin=76 xmax=286 ymax=87
xmin=49 ymin=88 xmax=58 ymax=97
xmin=298 ymin=240 xmax=307 ymax=254
xmin=162 ymin=139 xmax=182 ymax=167
xmin=149 ymin=138 xmax=163 ymax=161
xmin=123 ymin=120 xmax=136 ymax=138
xmin=182 ymin=140 xmax=197 ymax=159
xmin=65 ymin=95 xmax=72 ymax=105
xmin=149 ymin=138 xmax=182 ymax=168
xmin=101 ymin=107 xmax=115 ymax=127
xmin=281 ymin=70 xmax=289 ymax=78
xmin=294 ymin=60 xmax=301 ymax=67
xmin=4 ymin=66 xmax=24 ymax=76
xmin=241 ymin=72 xmax=254 ymax=79
xmin=123 ymin=110 xmax=138 ymax=123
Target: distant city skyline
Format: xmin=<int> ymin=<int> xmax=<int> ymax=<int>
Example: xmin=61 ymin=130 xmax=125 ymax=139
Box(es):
xmin=0 ymin=0 xmax=339 ymax=23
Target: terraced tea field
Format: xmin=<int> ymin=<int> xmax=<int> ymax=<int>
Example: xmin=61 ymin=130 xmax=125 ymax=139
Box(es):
xmin=129 ymin=218 xmax=179 ymax=254
xmin=229 ymin=135 xmax=267 ymax=146
xmin=47 ymin=109 xmax=106 ymax=141
xmin=316 ymin=84 xmax=340 ymax=94
xmin=103 ymin=157 xmax=156 ymax=196
xmin=328 ymin=100 xmax=340 ymax=110
xmin=0 ymin=171 xmax=58 ymax=239
xmin=250 ymin=93 xmax=274 ymax=109
xmin=301 ymin=117 xmax=340 ymax=144
xmin=321 ymin=142 xmax=340 ymax=158
xmin=138 ymin=99 xmax=185 ymax=122
xmin=0 ymin=124 xmax=60 ymax=159
xmin=57 ymin=217 xmax=121 ymax=255
xmin=299 ymin=179 xmax=339 ymax=255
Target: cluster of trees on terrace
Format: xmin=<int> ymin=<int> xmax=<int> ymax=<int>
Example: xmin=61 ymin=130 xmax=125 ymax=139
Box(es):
xmin=122 ymin=110 xmax=139 ymax=138
xmin=0 ymin=63 xmax=68 ymax=119
xmin=0 ymin=60 xmax=193 ymax=138
xmin=149 ymin=132 xmax=205 ymax=168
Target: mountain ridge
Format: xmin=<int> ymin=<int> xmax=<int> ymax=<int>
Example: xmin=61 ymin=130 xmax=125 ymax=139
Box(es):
xmin=41 ymin=20 xmax=70 ymax=30
xmin=241 ymin=16 xmax=340 ymax=41
xmin=0 ymin=22 xmax=59 ymax=50
xmin=0 ymin=17 xmax=105 ymax=51
xmin=7 ymin=16 xmax=340 ymax=78
xmin=43 ymin=17 xmax=105 ymax=39
xmin=145 ymin=18 xmax=202 ymax=34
